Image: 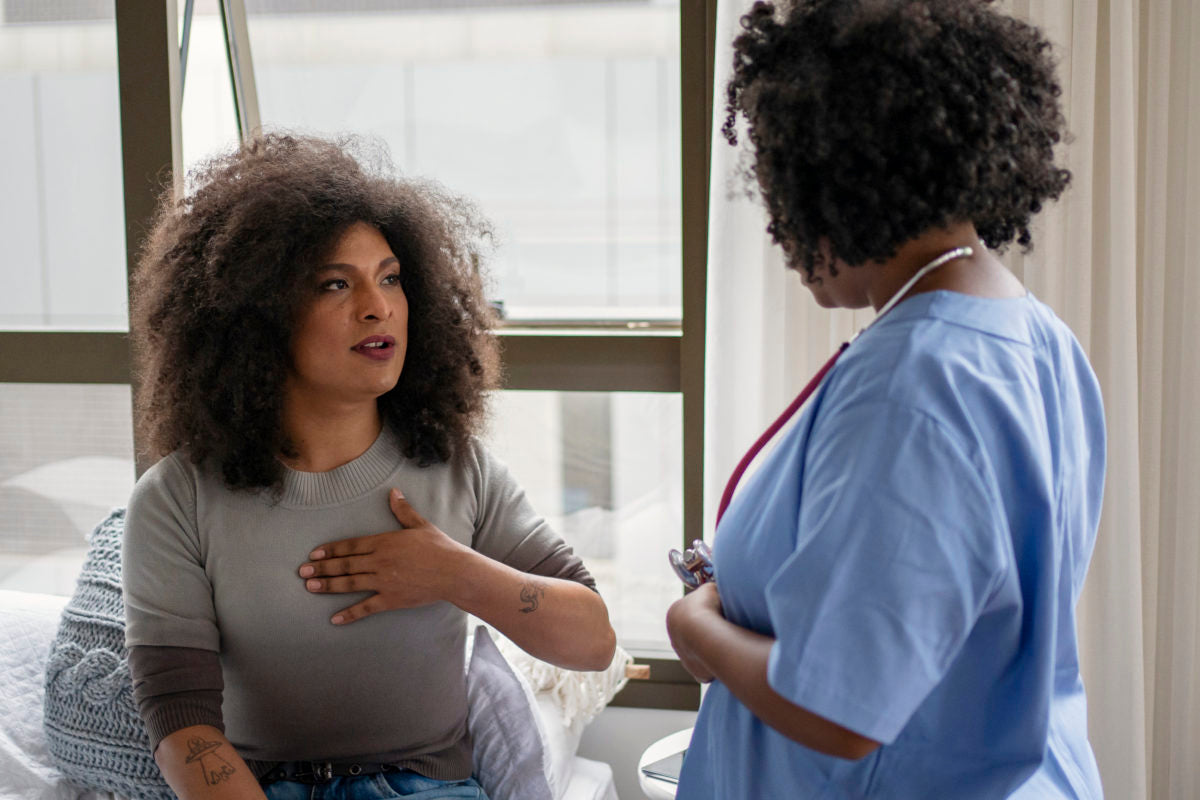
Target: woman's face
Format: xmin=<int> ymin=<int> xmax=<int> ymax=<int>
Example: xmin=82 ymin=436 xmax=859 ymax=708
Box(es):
xmin=801 ymin=263 xmax=874 ymax=309
xmin=287 ymin=222 xmax=409 ymax=408
xmin=796 ymin=241 xmax=875 ymax=310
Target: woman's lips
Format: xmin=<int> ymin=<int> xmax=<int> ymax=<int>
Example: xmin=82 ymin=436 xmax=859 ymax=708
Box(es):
xmin=352 ymin=335 xmax=396 ymax=361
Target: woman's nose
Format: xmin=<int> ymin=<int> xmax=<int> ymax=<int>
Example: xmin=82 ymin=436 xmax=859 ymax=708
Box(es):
xmin=356 ymin=284 xmax=390 ymax=320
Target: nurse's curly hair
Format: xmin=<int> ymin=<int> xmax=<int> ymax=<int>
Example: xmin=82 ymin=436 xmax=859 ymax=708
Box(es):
xmin=132 ymin=133 xmax=500 ymax=491
xmin=724 ymin=0 xmax=1071 ymax=278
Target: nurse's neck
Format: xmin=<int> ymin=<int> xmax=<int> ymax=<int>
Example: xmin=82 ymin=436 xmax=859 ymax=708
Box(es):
xmin=279 ymin=391 xmax=383 ymax=474
xmin=862 ymin=222 xmax=1025 ymax=312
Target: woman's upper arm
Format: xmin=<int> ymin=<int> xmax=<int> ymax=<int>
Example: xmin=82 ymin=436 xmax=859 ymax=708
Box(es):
xmin=129 ymin=645 xmax=225 ymax=752
xmin=124 ymin=454 xmax=221 ymax=652
xmin=467 ymin=440 xmax=597 ymax=588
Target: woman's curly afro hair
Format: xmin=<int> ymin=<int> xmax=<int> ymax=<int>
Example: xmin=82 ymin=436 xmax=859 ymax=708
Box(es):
xmin=132 ymin=133 xmax=500 ymax=491
xmin=724 ymin=0 xmax=1072 ymax=278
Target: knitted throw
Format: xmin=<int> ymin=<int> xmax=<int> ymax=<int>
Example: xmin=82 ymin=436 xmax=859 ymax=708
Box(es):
xmin=43 ymin=508 xmax=174 ymax=800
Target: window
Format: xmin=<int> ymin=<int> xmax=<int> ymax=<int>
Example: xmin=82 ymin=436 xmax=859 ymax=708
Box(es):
xmin=0 ymin=4 xmax=132 ymax=595
xmin=488 ymin=391 xmax=682 ymax=650
xmin=230 ymin=0 xmax=706 ymax=658
xmin=0 ymin=384 xmax=134 ymax=595
xmin=0 ymin=5 xmax=126 ymax=329
xmin=0 ymin=0 xmax=714 ymax=708
xmin=243 ymin=0 xmax=681 ymax=321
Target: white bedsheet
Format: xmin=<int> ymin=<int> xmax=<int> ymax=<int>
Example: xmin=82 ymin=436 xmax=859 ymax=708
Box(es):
xmin=562 ymin=756 xmax=619 ymax=800
xmin=0 ymin=590 xmax=109 ymax=800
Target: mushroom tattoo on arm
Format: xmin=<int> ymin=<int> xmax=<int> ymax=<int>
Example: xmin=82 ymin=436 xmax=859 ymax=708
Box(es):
xmin=518 ymin=582 xmax=545 ymax=614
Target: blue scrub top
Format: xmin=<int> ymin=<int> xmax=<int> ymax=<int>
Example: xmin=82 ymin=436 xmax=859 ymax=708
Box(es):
xmin=678 ymin=291 xmax=1105 ymax=799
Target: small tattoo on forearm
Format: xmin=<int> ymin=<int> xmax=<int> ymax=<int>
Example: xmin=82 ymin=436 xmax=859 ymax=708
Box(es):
xmin=519 ymin=582 xmax=545 ymax=614
xmin=184 ymin=736 xmax=237 ymax=786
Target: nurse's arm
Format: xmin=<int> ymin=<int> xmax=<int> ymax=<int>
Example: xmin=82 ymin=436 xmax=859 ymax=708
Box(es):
xmin=666 ymin=583 xmax=881 ymax=760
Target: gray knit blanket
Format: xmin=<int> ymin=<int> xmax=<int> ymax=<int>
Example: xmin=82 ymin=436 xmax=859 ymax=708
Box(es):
xmin=43 ymin=508 xmax=175 ymax=800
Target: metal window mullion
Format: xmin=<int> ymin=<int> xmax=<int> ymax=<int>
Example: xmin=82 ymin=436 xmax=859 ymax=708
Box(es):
xmin=116 ymin=0 xmax=183 ymax=474
xmin=0 ymin=330 xmax=678 ymax=392
xmin=680 ymin=0 xmax=716 ymax=552
xmin=220 ymin=0 xmax=262 ymax=141
xmin=498 ymin=333 xmax=680 ymax=392
xmin=0 ymin=332 xmax=130 ymax=384
xmin=180 ymin=0 xmax=196 ymax=91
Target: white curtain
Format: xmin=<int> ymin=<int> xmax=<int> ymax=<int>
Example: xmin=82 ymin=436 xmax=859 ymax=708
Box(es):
xmin=702 ymin=1 xmax=1200 ymax=798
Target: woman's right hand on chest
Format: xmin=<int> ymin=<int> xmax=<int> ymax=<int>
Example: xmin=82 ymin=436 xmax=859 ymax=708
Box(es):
xmin=297 ymin=488 xmax=473 ymax=625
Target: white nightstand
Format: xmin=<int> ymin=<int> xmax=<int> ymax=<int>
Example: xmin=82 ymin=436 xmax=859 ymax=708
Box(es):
xmin=637 ymin=727 xmax=693 ymax=800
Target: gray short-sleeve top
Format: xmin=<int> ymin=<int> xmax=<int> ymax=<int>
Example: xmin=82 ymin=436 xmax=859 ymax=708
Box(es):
xmin=122 ymin=428 xmax=594 ymax=767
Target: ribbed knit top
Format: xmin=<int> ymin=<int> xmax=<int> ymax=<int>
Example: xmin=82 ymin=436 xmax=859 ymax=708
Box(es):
xmin=123 ymin=428 xmax=594 ymax=779
xmin=277 ymin=426 xmax=405 ymax=507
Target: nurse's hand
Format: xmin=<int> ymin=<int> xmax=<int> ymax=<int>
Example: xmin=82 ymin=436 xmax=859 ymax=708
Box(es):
xmin=666 ymin=582 xmax=724 ymax=684
xmin=298 ymin=489 xmax=469 ymax=624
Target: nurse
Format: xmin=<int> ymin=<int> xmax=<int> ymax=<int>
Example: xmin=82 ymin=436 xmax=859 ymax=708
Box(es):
xmin=666 ymin=1 xmax=1105 ymax=798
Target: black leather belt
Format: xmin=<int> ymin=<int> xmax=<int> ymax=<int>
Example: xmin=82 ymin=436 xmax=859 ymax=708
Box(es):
xmin=260 ymin=761 xmax=405 ymax=784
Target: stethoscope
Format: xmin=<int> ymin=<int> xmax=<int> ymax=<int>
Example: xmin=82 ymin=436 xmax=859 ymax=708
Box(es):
xmin=668 ymin=246 xmax=975 ymax=589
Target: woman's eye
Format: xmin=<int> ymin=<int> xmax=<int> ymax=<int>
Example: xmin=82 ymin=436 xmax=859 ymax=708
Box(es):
xmin=381 ymin=273 xmax=402 ymax=286
xmin=320 ymin=278 xmax=349 ymax=292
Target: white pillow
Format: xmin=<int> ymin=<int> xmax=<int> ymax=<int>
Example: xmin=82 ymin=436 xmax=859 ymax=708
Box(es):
xmin=494 ymin=635 xmax=632 ymax=730
xmin=465 ymin=625 xmax=632 ymax=800
xmin=466 ymin=625 xmax=556 ymax=800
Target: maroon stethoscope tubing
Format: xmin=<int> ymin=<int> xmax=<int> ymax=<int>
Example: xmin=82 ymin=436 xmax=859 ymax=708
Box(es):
xmin=711 ymin=245 xmax=976 ymax=528
xmin=714 ymin=341 xmax=849 ymax=528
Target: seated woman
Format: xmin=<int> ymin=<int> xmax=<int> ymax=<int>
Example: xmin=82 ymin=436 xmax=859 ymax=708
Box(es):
xmin=123 ymin=133 xmax=616 ymax=800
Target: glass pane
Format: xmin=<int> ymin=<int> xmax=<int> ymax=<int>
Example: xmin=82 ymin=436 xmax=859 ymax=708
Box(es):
xmin=0 ymin=6 xmax=127 ymax=330
xmin=179 ymin=1 xmax=241 ymax=171
xmin=0 ymin=383 xmax=135 ymax=595
xmin=487 ymin=391 xmax=682 ymax=652
xmin=243 ymin=1 xmax=682 ymax=323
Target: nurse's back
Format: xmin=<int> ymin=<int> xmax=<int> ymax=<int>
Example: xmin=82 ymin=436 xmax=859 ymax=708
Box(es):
xmin=841 ymin=290 xmax=1106 ymax=797
xmin=680 ymin=290 xmax=1106 ymax=798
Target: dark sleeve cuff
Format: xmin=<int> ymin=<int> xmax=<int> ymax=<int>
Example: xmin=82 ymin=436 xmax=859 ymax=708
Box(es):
xmin=141 ymin=694 xmax=226 ymax=751
xmin=128 ymin=645 xmax=224 ymax=752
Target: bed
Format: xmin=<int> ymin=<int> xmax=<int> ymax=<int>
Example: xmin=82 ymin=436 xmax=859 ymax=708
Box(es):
xmin=0 ymin=588 xmax=620 ymax=800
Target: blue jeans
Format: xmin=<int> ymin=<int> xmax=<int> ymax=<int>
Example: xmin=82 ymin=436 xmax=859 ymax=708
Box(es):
xmin=262 ymin=771 xmax=489 ymax=800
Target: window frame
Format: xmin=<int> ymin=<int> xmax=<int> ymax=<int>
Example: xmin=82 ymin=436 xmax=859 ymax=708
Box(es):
xmin=0 ymin=0 xmax=716 ymax=711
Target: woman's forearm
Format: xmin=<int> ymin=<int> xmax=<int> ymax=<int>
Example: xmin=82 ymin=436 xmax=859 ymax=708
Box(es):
xmin=667 ymin=586 xmax=879 ymax=760
xmin=449 ymin=548 xmax=616 ymax=671
xmin=154 ymin=725 xmax=268 ymax=800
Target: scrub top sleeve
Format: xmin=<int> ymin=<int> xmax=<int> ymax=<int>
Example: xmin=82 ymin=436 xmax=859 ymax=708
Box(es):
xmin=764 ymin=402 xmax=1006 ymax=745
xmin=123 ymin=454 xmax=220 ymax=652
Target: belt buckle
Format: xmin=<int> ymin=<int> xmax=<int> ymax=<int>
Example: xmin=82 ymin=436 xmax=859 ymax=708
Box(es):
xmin=301 ymin=761 xmax=333 ymax=783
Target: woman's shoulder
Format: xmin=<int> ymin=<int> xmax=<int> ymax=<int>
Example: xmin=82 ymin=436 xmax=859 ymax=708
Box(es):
xmin=893 ymin=290 xmax=1094 ymax=388
xmin=841 ymin=292 xmax=1042 ymax=381
xmin=454 ymin=436 xmax=513 ymax=485
xmin=132 ymin=449 xmax=189 ymax=487
xmin=121 ymin=451 xmax=205 ymax=550
xmin=820 ymin=293 xmax=1056 ymax=436
xmin=127 ymin=449 xmax=213 ymax=518
xmin=444 ymin=436 xmax=530 ymax=508
xmin=134 ymin=448 xmax=216 ymax=488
